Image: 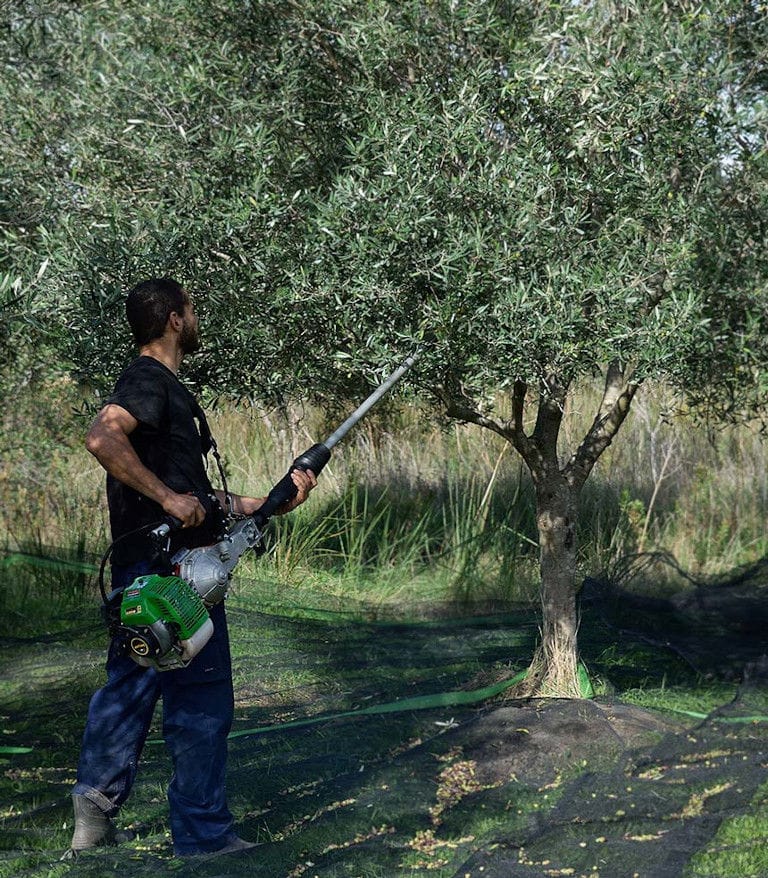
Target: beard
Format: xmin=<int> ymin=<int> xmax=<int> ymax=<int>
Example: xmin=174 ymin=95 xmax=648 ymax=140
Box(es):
xmin=180 ymin=320 xmax=200 ymax=354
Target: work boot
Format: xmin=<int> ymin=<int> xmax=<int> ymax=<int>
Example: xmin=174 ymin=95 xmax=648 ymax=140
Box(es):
xmin=61 ymin=793 xmax=133 ymax=859
xmin=211 ymin=836 xmax=260 ymax=856
xmin=180 ymin=835 xmax=261 ymax=859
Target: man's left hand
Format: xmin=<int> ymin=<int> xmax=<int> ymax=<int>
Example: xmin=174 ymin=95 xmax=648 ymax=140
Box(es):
xmin=280 ymin=468 xmax=317 ymax=513
xmin=234 ymin=469 xmax=318 ymax=517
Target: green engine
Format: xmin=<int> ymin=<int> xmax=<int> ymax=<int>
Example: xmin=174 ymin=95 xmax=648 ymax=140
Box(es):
xmin=119 ymin=574 xmax=214 ymax=671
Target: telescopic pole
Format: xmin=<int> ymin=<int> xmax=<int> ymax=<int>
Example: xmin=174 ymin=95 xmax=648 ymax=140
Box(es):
xmin=251 ymin=349 xmax=420 ymax=526
xmin=323 ymin=351 xmax=419 ymax=450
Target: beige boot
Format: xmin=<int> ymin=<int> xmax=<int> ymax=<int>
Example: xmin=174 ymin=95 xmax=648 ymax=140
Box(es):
xmin=61 ymin=794 xmax=118 ymax=859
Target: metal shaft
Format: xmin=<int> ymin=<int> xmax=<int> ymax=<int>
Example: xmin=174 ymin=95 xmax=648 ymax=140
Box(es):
xmin=322 ymin=351 xmax=420 ymax=450
xmin=251 ymin=347 xmax=420 ymax=525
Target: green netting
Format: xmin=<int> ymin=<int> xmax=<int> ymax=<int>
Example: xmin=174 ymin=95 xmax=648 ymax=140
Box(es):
xmin=1 ymin=549 xmax=767 ymax=877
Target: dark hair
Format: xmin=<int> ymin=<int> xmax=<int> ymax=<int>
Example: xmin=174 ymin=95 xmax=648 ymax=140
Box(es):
xmin=125 ymin=278 xmax=187 ymax=346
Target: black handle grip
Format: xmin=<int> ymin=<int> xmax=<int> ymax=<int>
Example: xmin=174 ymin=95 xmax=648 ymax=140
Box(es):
xmin=293 ymin=443 xmax=332 ymax=475
xmin=253 ymin=443 xmax=331 ymax=526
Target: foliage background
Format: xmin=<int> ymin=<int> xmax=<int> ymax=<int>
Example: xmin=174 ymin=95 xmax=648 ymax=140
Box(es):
xmin=2 ymin=0 xmax=766 ymax=413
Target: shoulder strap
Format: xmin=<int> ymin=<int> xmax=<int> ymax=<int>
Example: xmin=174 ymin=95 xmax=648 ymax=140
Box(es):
xmin=190 ymin=399 xmax=233 ymax=517
xmin=190 ymin=397 xmax=214 ymax=455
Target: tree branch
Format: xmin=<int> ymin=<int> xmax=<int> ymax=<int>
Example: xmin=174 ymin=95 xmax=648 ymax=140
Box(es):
xmin=505 ymin=379 xmax=541 ymax=471
xmin=434 ymin=378 xmax=541 ymax=471
xmin=434 ymin=380 xmax=509 ymax=436
xmin=532 ymin=374 xmax=570 ymax=465
xmin=566 ymin=360 xmax=641 ymax=488
xmin=509 ymin=379 xmax=528 ymax=442
xmin=642 ymin=268 xmax=668 ymax=315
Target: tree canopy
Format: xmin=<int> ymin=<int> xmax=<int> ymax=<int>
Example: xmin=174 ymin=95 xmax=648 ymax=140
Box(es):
xmin=2 ymin=0 xmax=766 ymax=414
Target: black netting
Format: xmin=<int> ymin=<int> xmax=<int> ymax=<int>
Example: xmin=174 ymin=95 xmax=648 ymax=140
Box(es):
xmin=1 ymin=551 xmax=767 ymax=877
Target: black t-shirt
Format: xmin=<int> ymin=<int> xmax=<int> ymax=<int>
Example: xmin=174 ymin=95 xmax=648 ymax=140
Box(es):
xmin=105 ymin=356 xmax=218 ymax=565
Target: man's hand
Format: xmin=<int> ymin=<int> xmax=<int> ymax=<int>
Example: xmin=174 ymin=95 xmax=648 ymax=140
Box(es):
xmin=280 ymin=468 xmax=318 ymax=513
xmin=230 ymin=469 xmax=318 ymax=518
xmin=162 ymin=492 xmax=207 ymax=528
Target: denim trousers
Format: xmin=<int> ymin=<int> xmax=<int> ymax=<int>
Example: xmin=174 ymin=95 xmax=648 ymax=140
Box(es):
xmin=73 ymin=560 xmax=237 ymax=855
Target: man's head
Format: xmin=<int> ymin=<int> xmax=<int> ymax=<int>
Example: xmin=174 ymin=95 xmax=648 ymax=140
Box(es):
xmin=126 ymin=278 xmax=200 ymax=353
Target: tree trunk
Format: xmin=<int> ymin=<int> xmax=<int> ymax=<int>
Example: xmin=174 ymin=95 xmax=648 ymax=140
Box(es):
xmin=517 ymin=471 xmax=583 ymax=698
xmin=437 ymin=365 xmax=639 ymax=699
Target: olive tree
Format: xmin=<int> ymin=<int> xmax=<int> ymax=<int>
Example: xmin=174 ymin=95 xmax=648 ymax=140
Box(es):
xmin=3 ymin=0 xmax=767 ymax=694
xmin=218 ymin=0 xmax=767 ymax=694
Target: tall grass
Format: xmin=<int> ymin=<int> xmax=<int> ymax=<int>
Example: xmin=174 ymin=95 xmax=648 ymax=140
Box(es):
xmin=2 ymin=379 xmax=768 ymax=616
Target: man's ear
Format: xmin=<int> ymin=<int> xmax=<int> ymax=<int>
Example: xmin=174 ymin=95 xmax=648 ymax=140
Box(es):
xmin=168 ymin=311 xmax=184 ymax=333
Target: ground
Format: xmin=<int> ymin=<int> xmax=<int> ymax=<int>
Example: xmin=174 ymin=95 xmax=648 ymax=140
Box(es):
xmin=2 ymin=558 xmax=768 ymax=877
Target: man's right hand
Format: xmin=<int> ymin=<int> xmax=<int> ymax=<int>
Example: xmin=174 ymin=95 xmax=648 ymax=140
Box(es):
xmin=162 ymin=492 xmax=206 ymax=528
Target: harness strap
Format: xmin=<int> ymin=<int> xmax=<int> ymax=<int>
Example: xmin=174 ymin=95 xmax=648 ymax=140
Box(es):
xmin=192 ymin=403 xmax=232 ymax=517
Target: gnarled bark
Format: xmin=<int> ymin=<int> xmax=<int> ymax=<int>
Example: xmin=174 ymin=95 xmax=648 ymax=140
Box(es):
xmin=518 ymin=472 xmax=582 ymax=697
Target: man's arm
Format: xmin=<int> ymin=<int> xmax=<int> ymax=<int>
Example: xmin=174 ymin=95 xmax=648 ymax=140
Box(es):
xmin=214 ymin=469 xmax=317 ymax=518
xmin=86 ymin=404 xmax=206 ymax=528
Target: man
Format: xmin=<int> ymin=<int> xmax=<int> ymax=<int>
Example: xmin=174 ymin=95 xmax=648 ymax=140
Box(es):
xmin=67 ymin=278 xmax=315 ymax=859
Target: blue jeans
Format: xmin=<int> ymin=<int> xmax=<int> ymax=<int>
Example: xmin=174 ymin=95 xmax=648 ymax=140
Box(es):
xmin=73 ymin=560 xmax=237 ymax=855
